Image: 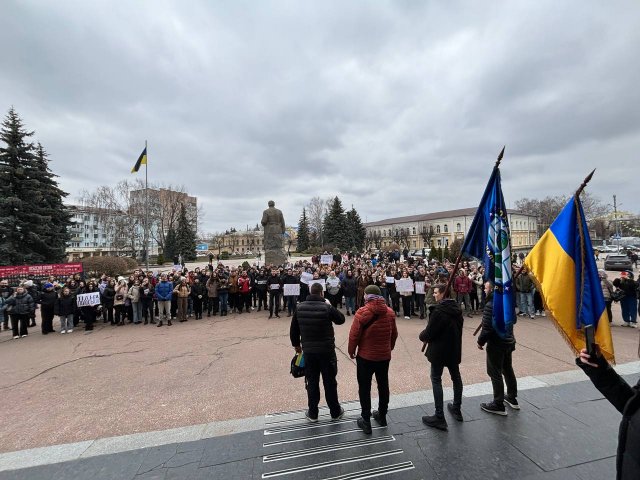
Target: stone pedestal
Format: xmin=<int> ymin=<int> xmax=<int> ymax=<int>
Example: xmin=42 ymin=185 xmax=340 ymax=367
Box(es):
xmin=264 ymin=250 xmax=288 ymax=266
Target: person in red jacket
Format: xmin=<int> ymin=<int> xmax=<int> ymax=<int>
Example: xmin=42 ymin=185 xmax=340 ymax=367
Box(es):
xmin=453 ymin=269 xmax=473 ymax=318
xmin=348 ymin=284 xmax=398 ymax=434
xmin=237 ymin=271 xmax=252 ymax=313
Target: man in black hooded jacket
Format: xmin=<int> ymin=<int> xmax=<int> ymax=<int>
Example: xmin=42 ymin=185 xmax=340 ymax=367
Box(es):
xmin=290 ymin=283 xmax=346 ymax=422
xmin=419 ymin=283 xmax=464 ymax=431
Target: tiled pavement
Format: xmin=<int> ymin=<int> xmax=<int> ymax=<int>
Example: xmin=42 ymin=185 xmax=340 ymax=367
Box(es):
xmin=1 ymin=372 xmax=637 ymax=480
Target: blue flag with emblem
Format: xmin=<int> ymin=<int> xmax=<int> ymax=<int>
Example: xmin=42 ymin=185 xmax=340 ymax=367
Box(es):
xmin=461 ymin=163 xmax=516 ymax=338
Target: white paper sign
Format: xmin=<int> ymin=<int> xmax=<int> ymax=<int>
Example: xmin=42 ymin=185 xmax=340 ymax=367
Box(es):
xmin=385 ymin=276 xmax=395 ymax=283
xmin=284 ymin=284 xmax=300 ymax=296
xmin=309 ymin=279 xmax=326 ymax=291
xmin=300 ymin=272 xmax=314 ymax=285
xmin=415 ymin=281 xmax=426 ymax=295
xmin=270 ymin=283 xmax=281 ymax=290
xmin=396 ymin=278 xmax=414 ymax=292
xmin=76 ymin=292 xmax=101 ymax=307
xmin=320 ymin=255 xmax=333 ymax=265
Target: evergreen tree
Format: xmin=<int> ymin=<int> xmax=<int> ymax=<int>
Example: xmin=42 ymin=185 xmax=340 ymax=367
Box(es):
xmin=345 ymin=206 xmax=366 ymax=252
xmin=0 ymin=107 xmax=70 ymax=265
xmin=164 ymin=227 xmax=177 ymax=261
xmin=296 ymin=207 xmax=310 ymax=252
xmin=33 ymin=143 xmax=71 ymax=261
xmin=443 ymin=245 xmax=451 ymax=261
xmin=322 ymin=196 xmax=349 ymax=250
xmin=175 ymin=203 xmax=197 ymax=261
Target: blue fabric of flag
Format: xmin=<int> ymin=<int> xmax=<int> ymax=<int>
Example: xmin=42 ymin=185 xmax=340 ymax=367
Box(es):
xmin=461 ymin=167 xmax=515 ymax=338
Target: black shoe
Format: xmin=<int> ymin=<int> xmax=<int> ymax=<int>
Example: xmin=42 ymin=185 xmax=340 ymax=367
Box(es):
xmin=150 ymin=319 xmax=156 ymax=324
xmin=419 ymin=314 xmax=424 ymax=320
xmin=168 ymin=320 xmax=172 ymax=326
xmin=505 ymin=397 xmax=520 ymax=410
xmin=157 ymin=321 xmax=163 ymax=327
xmin=447 ymin=403 xmax=463 ymax=422
xmin=346 ymin=311 xmax=350 ymax=316
xmin=331 ymin=407 xmax=345 ymax=420
xmin=268 ymin=315 xmax=273 ymax=319
xmin=481 ymin=402 xmax=507 ymax=416
xmin=275 ymin=314 xmax=280 ymax=318
xmin=305 ymin=410 xmax=318 ymax=423
xmin=372 ymin=410 xmax=387 ymax=426
xmin=144 ymin=320 xmax=148 ymax=325
xmin=357 ymin=417 xmax=372 ymax=434
xmin=422 ymin=414 xmax=448 ymax=431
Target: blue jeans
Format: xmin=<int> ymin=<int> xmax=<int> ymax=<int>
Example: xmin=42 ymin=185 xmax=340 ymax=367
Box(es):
xmin=219 ymin=291 xmax=229 ymax=313
xmin=286 ymin=295 xmax=297 ymax=315
xmin=430 ymin=363 xmax=463 ymax=417
xmin=132 ymin=302 xmax=143 ymax=323
xmin=620 ymin=296 xmax=638 ymax=323
xmin=345 ymin=296 xmax=355 ymax=313
xmin=518 ymin=292 xmax=533 ymax=316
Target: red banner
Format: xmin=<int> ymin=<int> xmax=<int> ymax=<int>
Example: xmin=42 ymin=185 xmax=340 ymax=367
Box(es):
xmin=0 ymin=263 xmax=84 ymax=286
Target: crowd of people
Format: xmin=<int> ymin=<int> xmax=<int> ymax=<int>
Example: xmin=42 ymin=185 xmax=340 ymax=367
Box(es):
xmin=0 ymin=248 xmax=638 ymax=339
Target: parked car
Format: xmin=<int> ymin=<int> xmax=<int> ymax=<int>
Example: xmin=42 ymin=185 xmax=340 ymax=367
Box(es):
xmin=604 ymin=254 xmax=633 ymax=271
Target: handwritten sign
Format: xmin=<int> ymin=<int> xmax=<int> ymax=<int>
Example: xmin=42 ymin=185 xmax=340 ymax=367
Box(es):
xmin=300 ymin=272 xmax=314 ymax=285
xmin=396 ymin=278 xmax=414 ymax=292
xmin=284 ymin=284 xmax=300 ymax=296
xmin=320 ymin=255 xmax=333 ymax=265
xmin=385 ymin=276 xmax=395 ymax=284
xmin=309 ymin=279 xmax=326 ymax=291
xmin=270 ymin=283 xmax=281 ymax=291
xmin=76 ymin=292 xmax=101 ymax=307
xmin=415 ymin=281 xmax=426 ymax=295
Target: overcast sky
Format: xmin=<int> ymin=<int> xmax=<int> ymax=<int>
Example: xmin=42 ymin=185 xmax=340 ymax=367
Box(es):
xmin=1 ymin=1 xmax=638 ymax=233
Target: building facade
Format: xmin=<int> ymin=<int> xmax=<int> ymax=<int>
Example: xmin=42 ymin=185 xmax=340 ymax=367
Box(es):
xmin=364 ymin=207 xmax=538 ymax=252
xmin=210 ymin=227 xmax=298 ymax=255
xmin=65 ymin=205 xmax=123 ymax=261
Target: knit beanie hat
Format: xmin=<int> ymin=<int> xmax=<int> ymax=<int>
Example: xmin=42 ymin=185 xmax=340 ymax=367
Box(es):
xmin=364 ymin=285 xmax=381 ymax=296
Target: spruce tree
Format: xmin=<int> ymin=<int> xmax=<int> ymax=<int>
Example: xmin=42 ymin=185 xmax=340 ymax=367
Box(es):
xmin=33 ymin=143 xmax=71 ymax=261
xmin=164 ymin=227 xmax=177 ymax=261
xmin=345 ymin=206 xmax=366 ymax=252
xmin=322 ymin=196 xmax=349 ymax=250
xmin=296 ymin=208 xmax=310 ymax=252
xmin=175 ymin=203 xmax=197 ymax=261
xmin=0 ymin=107 xmax=70 ymax=264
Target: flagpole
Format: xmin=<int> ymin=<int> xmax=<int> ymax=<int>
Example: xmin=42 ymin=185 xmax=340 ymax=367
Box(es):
xmin=145 ymin=139 xmax=149 ymax=272
xmin=573 ymin=169 xmax=596 ymax=322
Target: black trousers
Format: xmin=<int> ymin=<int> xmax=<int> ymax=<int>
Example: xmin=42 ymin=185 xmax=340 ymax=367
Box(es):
xmin=256 ymin=291 xmax=267 ymax=310
xmin=401 ymin=296 xmax=411 ymax=317
xmin=193 ymin=297 xmax=203 ymax=316
xmin=141 ymin=299 xmax=153 ymax=321
xmin=356 ymin=356 xmax=390 ymax=421
xmin=238 ymin=292 xmax=251 ymax=312
xmin=430 ymin=363 xmax=463 ymax=417
xmin=415 ymin=294 xmax=425 ymax=318
xmin=207 ymin=297 xmax=219 ymax=315
xmin=103 ymin=305 xmax=114 ymax=324
xmin=304 ymin=351 xmax=341 ymax=418
xmin=41 ymin=304 xmax=55 ymax=333
xmin=11 ymin=313 xmax=29 ymax=337
xmin=269 ymin=292 xmax=280 ymax=316
xmin=486 ymin=345 xmax=517 ymax=405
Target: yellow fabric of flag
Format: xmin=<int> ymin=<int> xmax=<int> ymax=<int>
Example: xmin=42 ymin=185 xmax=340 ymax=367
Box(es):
xmin=131 ymin=147 xmax=147 ymax=173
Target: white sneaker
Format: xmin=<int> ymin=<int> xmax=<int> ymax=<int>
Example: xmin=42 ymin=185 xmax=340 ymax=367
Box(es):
xmin=13 ymin=336 xmax=20 ymax=339
xmin=20 ymin=334 xmax=28 ymax=338
xmin=68 ymin=329 xmax=73 ymax=333
xmin=632 ymin=323 xmax=638 ymax=328
xmin=404 ymin=316 xmax=410 ymax=320
xmin=60 ymin=330 xmax=66 ymax=334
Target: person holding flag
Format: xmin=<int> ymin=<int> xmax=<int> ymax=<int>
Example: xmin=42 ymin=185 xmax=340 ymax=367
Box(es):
xmin=458 ymin=148 xmax=519 ymax=415
xmin=523 ymin=171 xmax=627 ymax=476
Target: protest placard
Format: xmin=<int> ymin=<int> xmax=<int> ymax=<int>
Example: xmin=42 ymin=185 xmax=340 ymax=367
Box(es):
xmin=415 ymin=281 xmax=426 ymax=295
xmin=396 ymin=278 xmax=414 ymax=292
xmin=76 ymin=292 xmax=101 ymax=307
xmin=309 ymin=278 xmax=326 ymax=291
xmin=284 ymin=284 xmax=301 ymax=296
xmin=300 ymin=272 xmax=314 ymax=284
xmin=270 ymin=283 xmax=281 ymax=290
xmin=320 ymin=255 xmax=333 ymax=265
xmin=385 ymin=276 xmax=395 ymax=284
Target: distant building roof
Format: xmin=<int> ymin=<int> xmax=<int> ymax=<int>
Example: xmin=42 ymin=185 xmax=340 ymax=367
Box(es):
xmin=365 ymin=207 xmax=529 ymax=227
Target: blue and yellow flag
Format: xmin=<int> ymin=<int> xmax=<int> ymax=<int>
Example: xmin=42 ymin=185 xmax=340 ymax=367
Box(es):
xmin=131 ymin=147 xmax=147 ymax=173
xmin=461 ymin=165 xmax=516 ymax=338
xmin=524 ymin=196 xmax=615 ymax=362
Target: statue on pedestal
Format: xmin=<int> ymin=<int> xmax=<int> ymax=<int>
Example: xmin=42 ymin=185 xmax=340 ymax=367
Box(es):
xmin=261 ymin=200 xmax=287 ymax=266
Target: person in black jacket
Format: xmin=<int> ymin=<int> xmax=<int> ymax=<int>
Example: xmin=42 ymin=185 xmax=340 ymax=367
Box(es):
xmin=39 ymin=283 xmax=58 ymax=334
xmin=578 ymin=348 xmax=640 ymax=479
xmin=290 ymin=282 xmax=346 ymax=422
xmin=418 ymin=283 xmax=464 ymax=431
xmin=267 ymin=269 xmax=282 ymax=318
xmin=190 ymin=278 xmax=206 ymax=319
xmin=477 ymin=280 xmax=518 ymax=415
xmin=342 ymin=271 xmax=357 ymax=316
xmin=55 ymin=287 xmax=76 ymax=334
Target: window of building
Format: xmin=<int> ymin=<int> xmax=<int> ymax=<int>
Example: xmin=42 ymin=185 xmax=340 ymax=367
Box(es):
xmin=456 ymin=223 xmax=461 ymax=232
xmin=94 ymin=234 xmax=98 ymax=239
xmin=413 ymin=240 xmax=416 ymax=247
xmin=445 ymin=238 xmax=449 ymax=246
xmin=84 ymin=233 xmax=89 ymax=238
xmin=444 ymin=224 xmax=448 ymax=233
xmin=437 ymin=239 xmax=442 ymax=246
xmin=84 ymin=215 xmax=90 ymax=221
xmin=412 ymin=227 xmax=416 ymax=235
xmin=436 ymin=225 xmax=441 ymax=233
xmin=383 ymin=230 xmax=386 ymax=237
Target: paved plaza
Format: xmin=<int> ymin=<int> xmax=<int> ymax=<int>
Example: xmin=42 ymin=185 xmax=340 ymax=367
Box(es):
xmin=0 ymin=259 xmax=638 ymax=478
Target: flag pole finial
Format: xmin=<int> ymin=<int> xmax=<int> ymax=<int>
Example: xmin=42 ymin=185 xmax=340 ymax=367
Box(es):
xmin=575 ymin=169 xmax=596 ymax=197
xmin=495 ymin=146 xmax=505 ymax=168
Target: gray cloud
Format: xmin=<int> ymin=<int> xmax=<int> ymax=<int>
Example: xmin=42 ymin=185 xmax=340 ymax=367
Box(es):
xmin=1 ymin=0 xmax=638 ymax=233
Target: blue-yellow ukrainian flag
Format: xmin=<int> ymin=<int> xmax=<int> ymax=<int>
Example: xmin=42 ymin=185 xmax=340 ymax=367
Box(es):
xmin=524 ymin=196 xmax=615 ymax=362
xmin=131 ymin=147 xmax=147 ymax=173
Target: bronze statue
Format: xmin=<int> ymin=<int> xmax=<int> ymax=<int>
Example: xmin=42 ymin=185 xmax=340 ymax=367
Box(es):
xmin=261 ymin=200 xmax=287 ymax=265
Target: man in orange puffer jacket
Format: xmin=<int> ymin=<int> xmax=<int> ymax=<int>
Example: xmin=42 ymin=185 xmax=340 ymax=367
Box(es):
xmin=348 ymin=284 xmax=398 ymax=434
